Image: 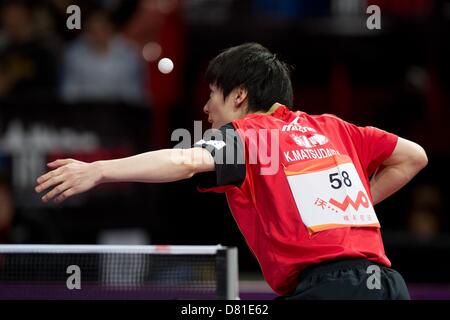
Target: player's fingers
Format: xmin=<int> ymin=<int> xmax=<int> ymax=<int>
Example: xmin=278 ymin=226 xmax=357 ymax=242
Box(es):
xmin=47 ymin=159 xmax=75 ymax=168
xmin=35 ymin=173 xmax=68 ymax=193
xmin=54 ymin=188 xmax=78 ymax=203
xmin=41 ymin=181 xmax=72 ymax=203
xmin=36 ymin=167 xmax=66 ymax=188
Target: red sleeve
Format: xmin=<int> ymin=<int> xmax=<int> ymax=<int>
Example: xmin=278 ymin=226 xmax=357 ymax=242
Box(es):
xmin=343 ymin=122 xmax=398 ymax=176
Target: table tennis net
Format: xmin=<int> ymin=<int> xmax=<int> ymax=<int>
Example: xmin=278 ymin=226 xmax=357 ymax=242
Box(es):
xmin=0 ymin=245 xmax=239 ymax=300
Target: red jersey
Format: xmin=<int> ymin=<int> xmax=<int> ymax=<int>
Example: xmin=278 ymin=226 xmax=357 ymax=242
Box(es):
xmin=199 ymin=104 xmax=398 ymax=295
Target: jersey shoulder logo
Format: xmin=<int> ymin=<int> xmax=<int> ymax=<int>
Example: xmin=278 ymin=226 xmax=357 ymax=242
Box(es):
xmin=290 ymin=133 xmax=329 ymax=148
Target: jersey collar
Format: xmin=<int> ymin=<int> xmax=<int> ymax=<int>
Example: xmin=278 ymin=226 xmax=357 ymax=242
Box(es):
xmin=243 ymin=103 xmax=289 ymax=121
xmin=253 ymin=102 xmax=284 ymax=115
xmin=265 ymin=103 xmax=284 ymax=114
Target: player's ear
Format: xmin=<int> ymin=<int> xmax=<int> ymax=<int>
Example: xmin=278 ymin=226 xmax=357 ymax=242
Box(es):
xmin=234 ymin=86 xmax=248 ymax=108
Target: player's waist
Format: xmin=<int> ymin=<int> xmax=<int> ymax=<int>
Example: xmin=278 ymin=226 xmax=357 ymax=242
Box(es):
xmin=299 ymin=257 xmax=382 ymax=281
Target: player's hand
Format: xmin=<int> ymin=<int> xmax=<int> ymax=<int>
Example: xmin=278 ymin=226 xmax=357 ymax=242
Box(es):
xmin=35 ymin=159 xmax=102 ymax=203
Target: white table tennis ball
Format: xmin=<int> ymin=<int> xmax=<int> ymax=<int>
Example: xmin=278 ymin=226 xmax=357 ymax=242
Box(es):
xmin=158 ymin=57 xmax=174 ymax=74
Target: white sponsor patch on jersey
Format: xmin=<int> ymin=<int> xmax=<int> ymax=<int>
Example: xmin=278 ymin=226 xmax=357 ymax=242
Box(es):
xmin=194 ymin=139 xmax=226 ymax=150
xmin=290 ymin=133 xmax=329 ymax=148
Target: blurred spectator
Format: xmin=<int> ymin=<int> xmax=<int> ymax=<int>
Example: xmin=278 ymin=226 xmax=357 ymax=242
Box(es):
xmin=0 ymin=159 xmax=62 ymax=244
xmin=407 ymin=184 xmax=442 ymax=241
xmin=0 ymin=186 xmax=13 ymax=243
xmin=253 ymin=0 xmax=329 ymax=19
xmin=124 ymin=0 xmax=185 ymax=146
xmin=61 ymin=9 xmax=145 ymax=104
xmin=43 ymin=0 xmax=139 ymax=42
xmin=0 ymin=173 xmax=14 ymax=243
xmin=0 ymin=0 xmax=58 ymax=100
xmin=367 ymin=0 xmax=433 ymax=17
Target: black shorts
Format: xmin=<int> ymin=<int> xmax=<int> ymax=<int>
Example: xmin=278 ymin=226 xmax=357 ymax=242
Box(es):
xmin=280 ymin=258 xmax=410 ymax=300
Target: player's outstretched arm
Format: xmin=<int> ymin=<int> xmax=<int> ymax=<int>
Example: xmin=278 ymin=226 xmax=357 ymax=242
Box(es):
xmin=35 ymin=148 xmax=214 ymax=203
xmin=370 ymin=137 xmax=428 ymax=205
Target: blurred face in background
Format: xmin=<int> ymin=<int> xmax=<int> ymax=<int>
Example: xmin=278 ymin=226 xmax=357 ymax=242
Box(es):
xmin=1 ymin=3 xmax=32 ymax=41
xmin=85 ymin=12 xmax=114 ymax=51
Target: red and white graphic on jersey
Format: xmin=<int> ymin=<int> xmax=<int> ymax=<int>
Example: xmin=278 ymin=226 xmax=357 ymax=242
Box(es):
xmin=285 ymin=155 xmax=380 ymax=233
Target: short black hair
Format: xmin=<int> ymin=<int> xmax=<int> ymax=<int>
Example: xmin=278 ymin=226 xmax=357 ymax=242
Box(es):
xmin=206 ymin=43 xmax=293 ymax=112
